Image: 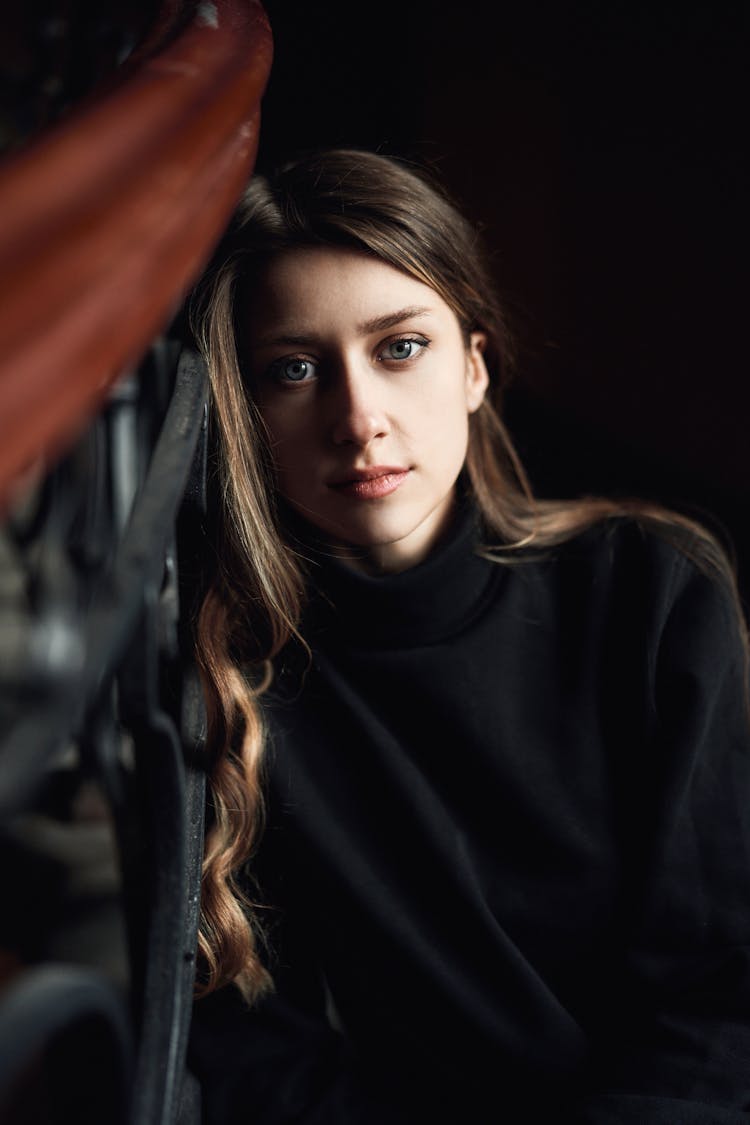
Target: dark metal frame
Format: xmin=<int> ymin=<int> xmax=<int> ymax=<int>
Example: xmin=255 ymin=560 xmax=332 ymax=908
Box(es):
xmin=0 ymin=342 xmax=209 ymax=1125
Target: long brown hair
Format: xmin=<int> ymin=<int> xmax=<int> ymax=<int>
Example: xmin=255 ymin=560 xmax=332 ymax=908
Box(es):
xmin=189 ymin=147 xmax=745 ymax=1002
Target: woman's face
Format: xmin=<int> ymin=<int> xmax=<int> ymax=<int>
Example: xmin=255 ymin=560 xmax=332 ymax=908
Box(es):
xmin=244 ymin=246 xmax=488 ymax=573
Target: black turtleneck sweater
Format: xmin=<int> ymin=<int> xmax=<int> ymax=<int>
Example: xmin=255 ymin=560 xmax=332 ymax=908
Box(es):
xmin=188 ymin=508 xmax=750 ymax=1124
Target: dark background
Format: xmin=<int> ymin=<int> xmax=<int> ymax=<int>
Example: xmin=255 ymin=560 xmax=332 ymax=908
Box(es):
xmin=257 ymin=0 xmax=749 ymax=603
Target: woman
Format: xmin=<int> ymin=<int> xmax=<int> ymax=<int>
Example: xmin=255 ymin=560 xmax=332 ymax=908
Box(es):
xmin=186 ymin=147 xmax=750 ymax=1124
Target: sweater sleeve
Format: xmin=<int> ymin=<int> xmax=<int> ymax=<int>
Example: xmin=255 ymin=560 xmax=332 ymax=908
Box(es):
xmin=576 ymin=550 xmax=750 ymax=1124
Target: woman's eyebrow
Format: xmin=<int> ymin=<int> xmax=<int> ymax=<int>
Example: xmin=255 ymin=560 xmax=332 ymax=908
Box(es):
xmin=253 ymin=306 xmax=433 ymax=349
xmin=357 ymin=306 xmax=432 ymax=334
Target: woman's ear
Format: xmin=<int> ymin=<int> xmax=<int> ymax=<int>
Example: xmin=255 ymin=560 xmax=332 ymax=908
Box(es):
xmin=465 ymin=331 xmax=490 ymax=413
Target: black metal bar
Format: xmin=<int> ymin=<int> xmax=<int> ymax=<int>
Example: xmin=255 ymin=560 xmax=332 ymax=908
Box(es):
xmin=127 ymin=696 xmax=192 ymax=1125
xmin=111 ymin=351 xmax=209 ymax=1125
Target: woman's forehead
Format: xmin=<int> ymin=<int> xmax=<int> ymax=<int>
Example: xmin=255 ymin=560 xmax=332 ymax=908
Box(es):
xmin=243 ymin=246 xmax=458 ymax=341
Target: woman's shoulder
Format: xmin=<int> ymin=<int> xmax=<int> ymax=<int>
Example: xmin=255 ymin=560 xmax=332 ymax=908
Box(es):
xmin=566 ymin=510 xmax=692 ymax=563
xmin=546 ymin=508 xmax=746 ymax=639
xmin=543 ymin=505 xmax=728 ymax=574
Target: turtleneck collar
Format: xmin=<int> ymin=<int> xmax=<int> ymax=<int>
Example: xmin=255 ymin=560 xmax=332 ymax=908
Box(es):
xmin=284 ymin=497 xmax=501 ymax=649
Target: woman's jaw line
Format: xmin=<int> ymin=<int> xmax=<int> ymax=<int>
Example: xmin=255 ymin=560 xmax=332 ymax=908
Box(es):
xmin=283 ymin=485 xmax=458 ymax=576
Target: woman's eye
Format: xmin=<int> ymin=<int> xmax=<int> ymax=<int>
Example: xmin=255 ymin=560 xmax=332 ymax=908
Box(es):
xmin=269 ymin=357 xmax=317 ymax=385
xmin=380 ymin=337 xmax=429 ymax=362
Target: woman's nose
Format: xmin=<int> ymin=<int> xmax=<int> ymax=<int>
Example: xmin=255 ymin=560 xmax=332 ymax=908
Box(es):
xmin=329 ymin=365 xmax=389 ymax=448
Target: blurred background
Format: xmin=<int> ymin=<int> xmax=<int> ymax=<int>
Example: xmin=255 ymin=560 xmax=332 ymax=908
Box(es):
xmin=258 ymin=0 xmax=750 ymax=600
xmin=0 ymin=3 xmax=746 ymax=1121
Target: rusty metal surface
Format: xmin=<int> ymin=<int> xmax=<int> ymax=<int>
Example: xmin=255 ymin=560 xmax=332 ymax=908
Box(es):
xmin=0 ymin=0 xmax=272 ymax=512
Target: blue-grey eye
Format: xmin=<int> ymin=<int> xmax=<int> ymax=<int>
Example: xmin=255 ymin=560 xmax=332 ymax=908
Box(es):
xmin=271 ymin=357 xmax=317 ymax=383
xmin=382 ymin=337 xmax=428 ymax=361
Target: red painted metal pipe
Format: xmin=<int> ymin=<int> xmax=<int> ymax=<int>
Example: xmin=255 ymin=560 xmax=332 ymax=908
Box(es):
xmin=0 ymin=0 xmax=273 ymax=512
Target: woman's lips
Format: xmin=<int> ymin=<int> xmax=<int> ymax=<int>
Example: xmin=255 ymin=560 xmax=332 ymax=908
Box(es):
xmin=328 ymin=467 xmax=410 ymax=500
